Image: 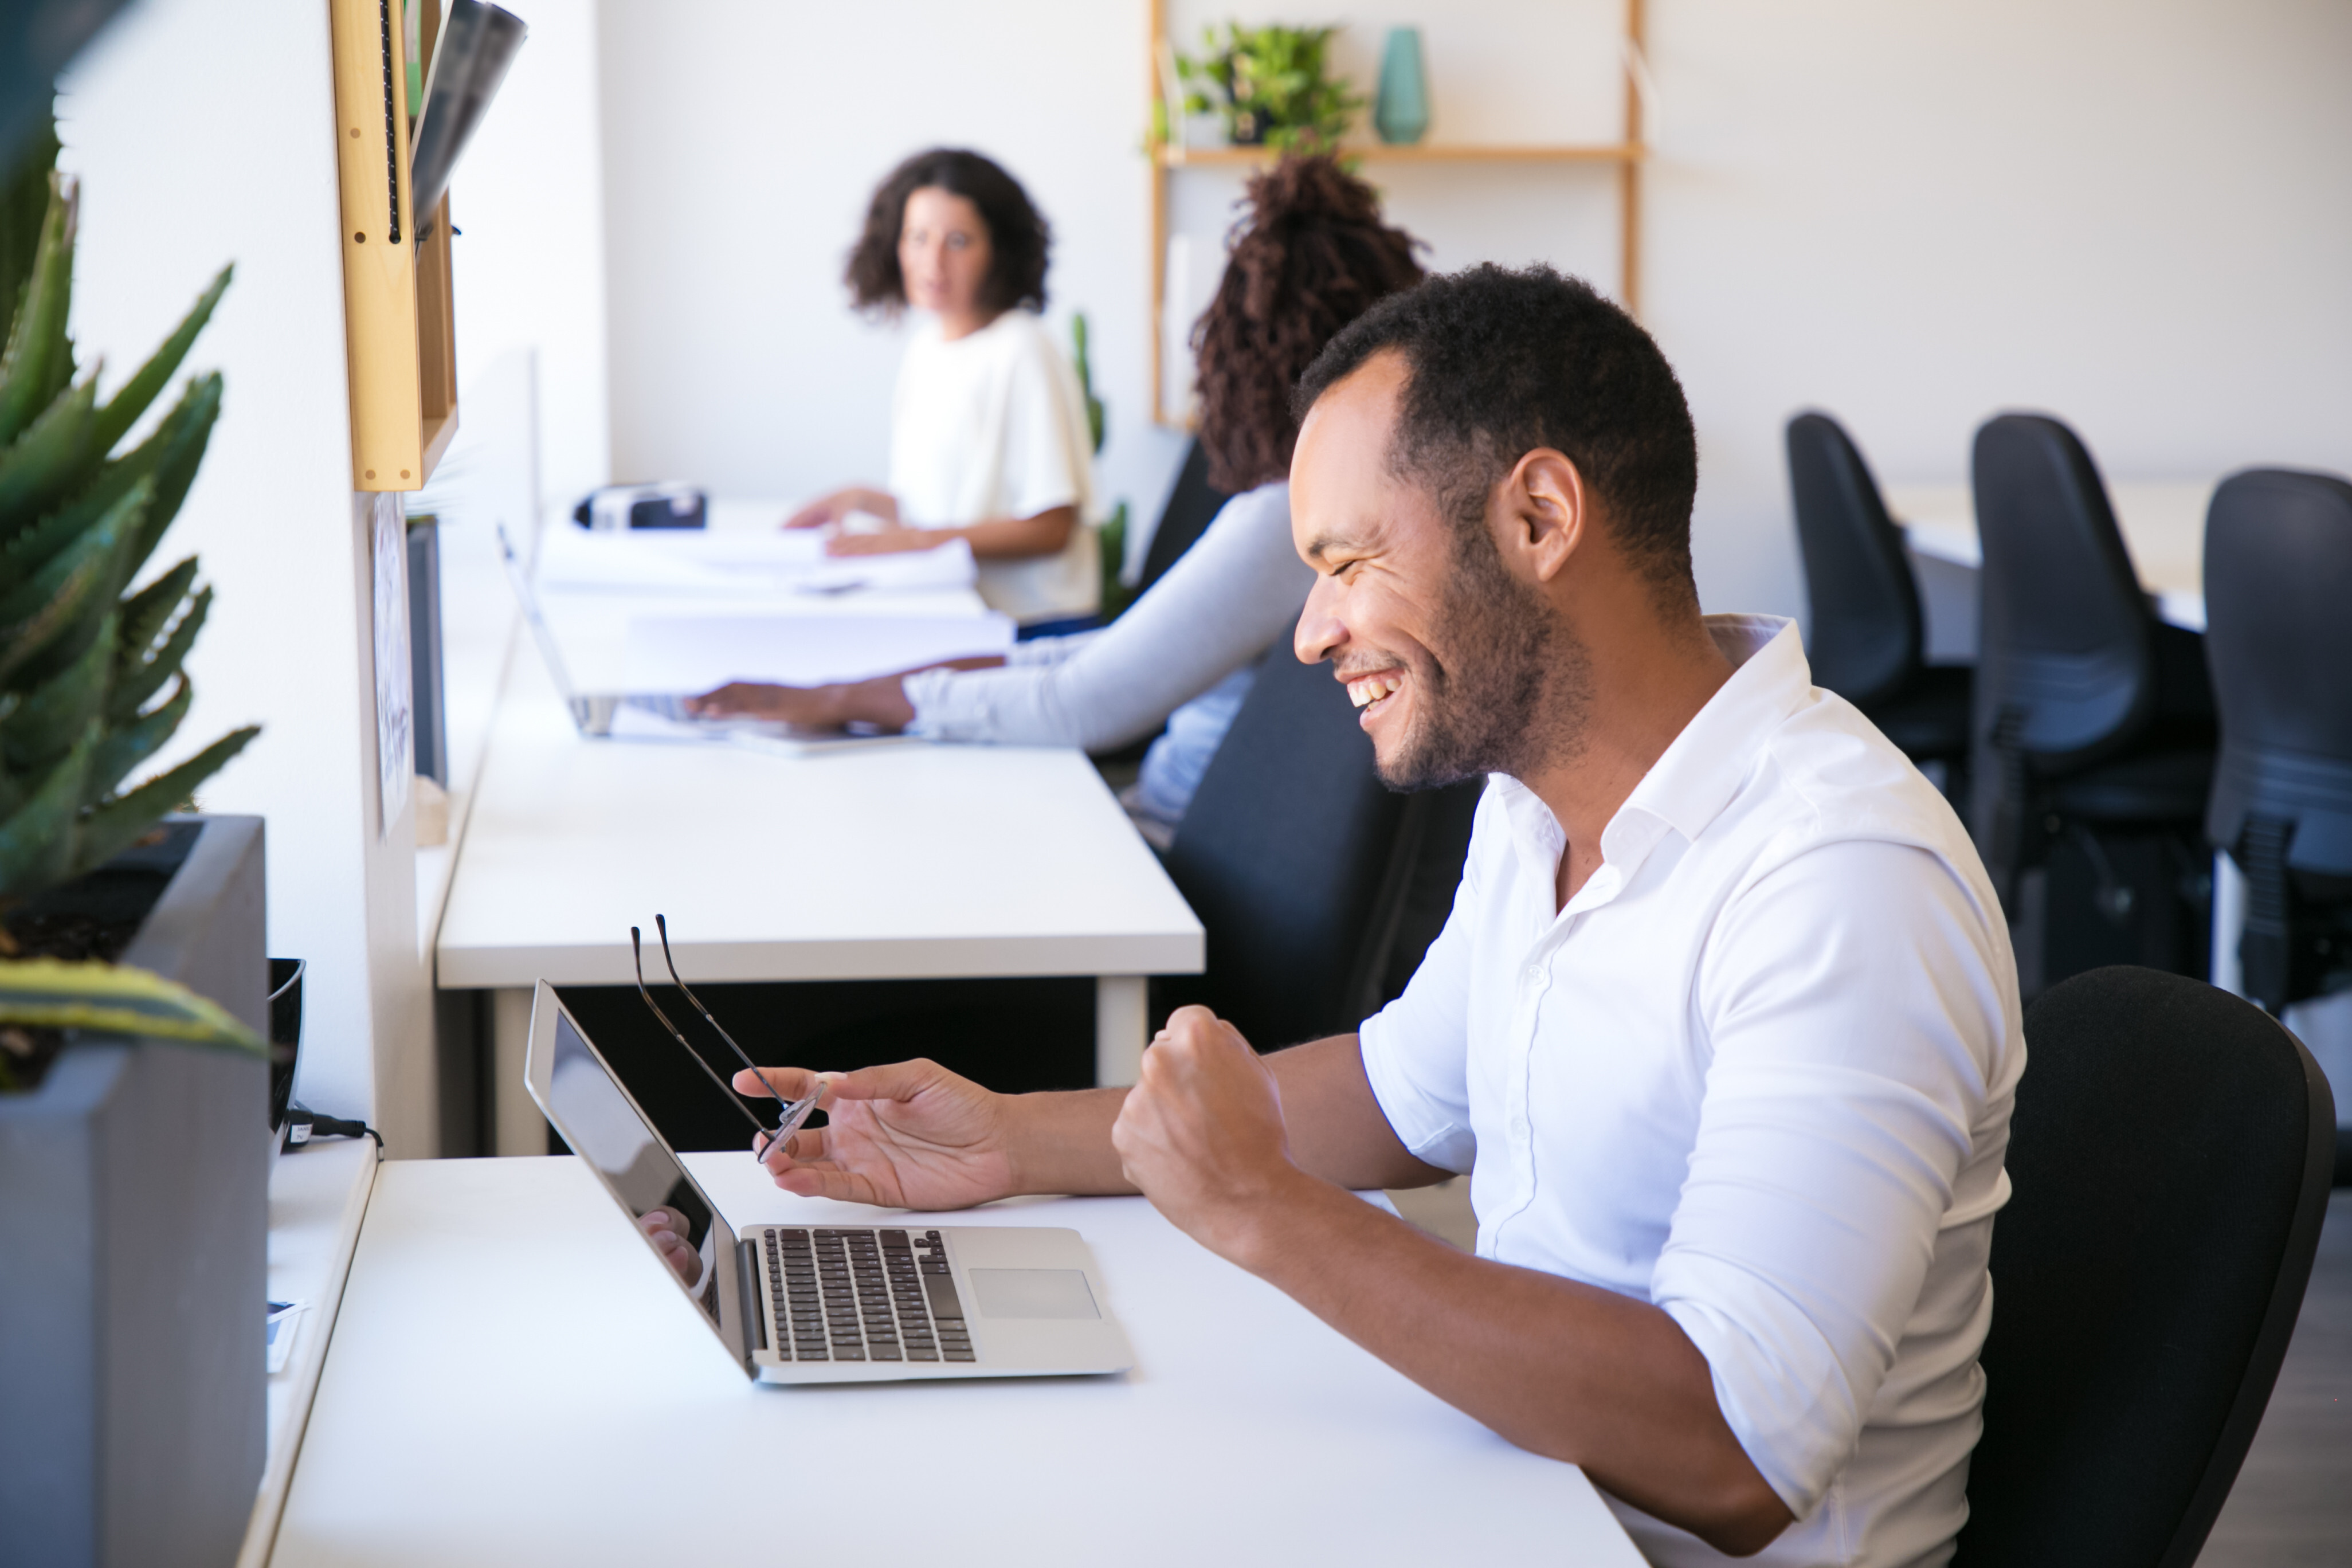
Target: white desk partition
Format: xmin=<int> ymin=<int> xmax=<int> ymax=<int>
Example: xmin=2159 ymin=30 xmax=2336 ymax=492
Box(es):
xmin=1886 ymin=480 xmax=2216 ymax=632
xmin=266 ymin=1156 xmax=1644 ymax=1566
xmin=438 ymin=644 xmax=1202 ymax=1152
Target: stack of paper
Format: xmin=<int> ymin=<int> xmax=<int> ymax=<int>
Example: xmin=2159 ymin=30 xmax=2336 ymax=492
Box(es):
xmin=535 ymin=525 xmax=978 ymax=597
xmin=621 ymin=613 xmax=1017 ymax=695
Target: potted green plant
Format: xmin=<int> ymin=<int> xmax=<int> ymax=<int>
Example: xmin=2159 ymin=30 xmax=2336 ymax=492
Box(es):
xmin=1176 ymin=22 xmax=1365 ymax=151
xmin=0 ymin=113 xmax=273 ymax=1567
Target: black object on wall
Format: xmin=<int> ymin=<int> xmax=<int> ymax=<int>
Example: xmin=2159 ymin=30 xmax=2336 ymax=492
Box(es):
xmin=1955 ymin=965 xmax=2334 ymax=1566
xmin=2200 ymin=468 xmax=2352 ymax=1016
xmin=407 ymin=516 xmax=448 ymax=786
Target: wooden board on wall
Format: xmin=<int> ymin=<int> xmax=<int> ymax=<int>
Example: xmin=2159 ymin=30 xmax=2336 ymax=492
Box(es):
xmin=328 ymin=0 xmax=424 ymax=491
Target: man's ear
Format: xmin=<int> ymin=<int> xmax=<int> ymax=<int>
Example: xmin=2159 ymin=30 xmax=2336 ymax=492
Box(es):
xmin=1499 ymin=448 xmax=1587 ymax=585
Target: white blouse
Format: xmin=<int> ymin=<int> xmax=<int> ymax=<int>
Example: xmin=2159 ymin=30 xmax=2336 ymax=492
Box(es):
xmin=888 ymin=309 xmax=1098 ymax=624
xmin=1361 ymin=616 xmax=2024 ymax=1568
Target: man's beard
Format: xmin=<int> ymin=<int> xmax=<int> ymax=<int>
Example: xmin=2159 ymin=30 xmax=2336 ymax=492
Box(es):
xmin=1377 ymin=531 xmax=1589 ymax=792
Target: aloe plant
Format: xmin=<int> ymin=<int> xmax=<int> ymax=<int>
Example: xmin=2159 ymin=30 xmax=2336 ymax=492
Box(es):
xmin=0 ymin=115 xmax=255 ymax=911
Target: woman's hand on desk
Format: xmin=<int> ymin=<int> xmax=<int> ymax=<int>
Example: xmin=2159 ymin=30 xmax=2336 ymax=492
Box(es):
xmin=685 ymin=674 xmax=918 ymax=730
xmin=735 ymin=1061 xmax=1022 ymax=1209
xmin=784 ymin=487 xmax=898 ymax=530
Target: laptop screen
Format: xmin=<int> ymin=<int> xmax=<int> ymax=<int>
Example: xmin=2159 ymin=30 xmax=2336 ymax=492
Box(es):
xmin=543 ymin=1006 xmax=747 ymax=1363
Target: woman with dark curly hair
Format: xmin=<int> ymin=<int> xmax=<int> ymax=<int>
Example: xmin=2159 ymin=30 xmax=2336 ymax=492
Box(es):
xmin=782 ymin=147 xmax=1100 ymax=629
xmin=696 ymin=156 xmax=1424 ymax=841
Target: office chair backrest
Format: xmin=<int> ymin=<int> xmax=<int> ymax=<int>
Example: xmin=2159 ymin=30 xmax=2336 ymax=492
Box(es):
xmin=1135 ymin=439 xmax=1233 ymax=598
xmin=1971 ymin=414 xmax=2157 ymax=767
xmin=1955 ymin=966 xmax=2334 ymax=1567
xmin=1163 ymin=646 xmax=1411 ymax=1049
xmin=2202 ymin=467 xmax=2352 ymax=879
xmin=1785 ymin=411 xmax=1922 ymax=709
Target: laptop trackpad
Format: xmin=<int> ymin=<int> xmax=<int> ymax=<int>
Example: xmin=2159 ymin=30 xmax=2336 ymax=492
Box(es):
xmin=970 ymin=1268 xmax=1099 ymax=1320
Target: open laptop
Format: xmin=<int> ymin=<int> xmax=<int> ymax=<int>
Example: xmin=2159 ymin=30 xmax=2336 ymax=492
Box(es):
xmin=497 ymin=526 xmax=746 ymax=739
xmin=522 ymin=980 xmax=1136 ymax=1384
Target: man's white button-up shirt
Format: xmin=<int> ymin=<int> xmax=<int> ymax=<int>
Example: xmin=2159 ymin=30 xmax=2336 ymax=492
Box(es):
xmin=1359 ymin=615 xmax=2024 ymax=1568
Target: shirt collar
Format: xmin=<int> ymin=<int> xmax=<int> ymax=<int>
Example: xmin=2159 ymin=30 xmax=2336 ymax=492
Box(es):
xmin=1488 ymin=615 xmax=1813 ymax=881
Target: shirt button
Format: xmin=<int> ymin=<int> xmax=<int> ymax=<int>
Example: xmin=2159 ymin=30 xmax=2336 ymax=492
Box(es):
xmin=1524 ymin=964 xmax=1544 ymax=984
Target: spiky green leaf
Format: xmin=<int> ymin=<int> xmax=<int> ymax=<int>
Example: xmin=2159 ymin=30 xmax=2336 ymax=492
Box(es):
xmin=0 ymin=957 xmax=264 ymax=1056
xmin=89 ymin=673 xmax=189 ymax=797
xmin=120 ymin=371 xmax=219 ymax=581
xmin=117 ymin=556 xmax=198 ymax=666
xmin=0 ymin=375 xmax=98 ymax=530
xmin=0 ymin=119 xmax=59 ymax=351
xmin=70 ymin=724 xmax=257 ymax=879
xmin=2 ymin=610 xmax=114 ymax=772
xmin=110 ymin=581 xmax=205 ymax=724
xmin=0 ymin=176 xmax=76 ymax=446
xmin=89 ymin=265 xmax=230 ymax=458
xmin=0 ymin=719 xmax=96 ymax=897
xmin=0 ymin=476 xmax=143 ymax=688
xmin=12 ymin=373 xmax=214 ymax=589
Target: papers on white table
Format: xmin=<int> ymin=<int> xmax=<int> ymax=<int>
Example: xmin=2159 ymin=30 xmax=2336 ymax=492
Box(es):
xmin=536 ymin=523 xmax=978 ymax=597
xmin=622 ymin=613 xmax=1016 ymax=694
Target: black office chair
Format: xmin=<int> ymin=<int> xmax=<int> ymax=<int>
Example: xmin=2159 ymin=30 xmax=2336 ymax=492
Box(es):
xmin=1157 ymin=648 xmax=1442 ymax=1049
xmin=1955 ymin=965 xmax=2334 ymax=1566
xmin=1785 ymin=411 xmax=1971 ymax=790
xmin=2202 ymin=468 xmax=2352 ymax=1022
xmin=1969 ymin=414 xmax=2217 ymax=985
xmin=1134 ymin=438 xmax=1232 ymax=598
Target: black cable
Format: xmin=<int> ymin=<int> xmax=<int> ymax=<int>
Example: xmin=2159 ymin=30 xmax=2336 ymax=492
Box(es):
xmin=284 ymin=1101 xmax=385 ymax=1161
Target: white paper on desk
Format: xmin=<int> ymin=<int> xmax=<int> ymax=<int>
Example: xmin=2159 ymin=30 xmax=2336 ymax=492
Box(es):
xmin=622 ymin=613 xmax=1016 ymax=693
xmin=535 ymin=525 xmax=977 ymax=596
xmin=266 ymin=1300 xmax=307 ymax=1375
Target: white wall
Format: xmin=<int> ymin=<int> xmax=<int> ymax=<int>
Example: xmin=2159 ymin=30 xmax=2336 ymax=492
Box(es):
xmin=1652 ymin=0 xmax=2352 ymax=620
xmin=445 ymin=0 xmax=609 ymax=513
xmin=60 ymin=0 xmax=431 ymax=1148
xmin=593 ymin=0 xmax=2352 ymax=622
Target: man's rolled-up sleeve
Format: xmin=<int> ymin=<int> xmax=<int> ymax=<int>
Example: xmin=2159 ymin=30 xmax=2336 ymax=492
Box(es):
xmin=1651 ymin=837 xmax=2009 ymax=1521
xmin=1355 ymin=802 xmax=1492 ymax=1175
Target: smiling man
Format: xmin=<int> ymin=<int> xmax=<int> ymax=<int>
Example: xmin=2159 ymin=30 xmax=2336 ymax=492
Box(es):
xmin=736 ymin=265 xmax=2022 ymax=1566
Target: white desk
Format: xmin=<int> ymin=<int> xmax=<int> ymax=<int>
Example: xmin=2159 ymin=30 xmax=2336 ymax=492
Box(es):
xmin=438 ymin=641 xmax=1202 ymax=1153
xmin=266 ymin=1156 xmax=1644 ymax=1566
xmin=237 ymin=1140 xmax=378 ymax=1568
xmin=1887 ymin=480 xmax=2216 ymax=632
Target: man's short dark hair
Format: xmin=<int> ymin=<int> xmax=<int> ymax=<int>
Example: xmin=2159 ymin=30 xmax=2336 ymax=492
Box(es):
xmin=1293 ymin=264 xmax=1700 ymax=600
xmin=846 ymin=148 xmax=1050 ymax=317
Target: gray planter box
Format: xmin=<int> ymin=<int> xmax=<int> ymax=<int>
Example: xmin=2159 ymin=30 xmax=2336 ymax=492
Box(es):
xmin=0 ymin=816 xmax=268 ymax=1567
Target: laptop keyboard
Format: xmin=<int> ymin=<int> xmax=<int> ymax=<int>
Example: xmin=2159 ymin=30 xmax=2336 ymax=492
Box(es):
xmin=762 ymin=1227 xmax=974 ymax=1363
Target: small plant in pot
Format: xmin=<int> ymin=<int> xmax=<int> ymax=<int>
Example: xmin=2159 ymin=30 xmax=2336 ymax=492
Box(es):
xmin=1176 ymin=22 xmax=1364 ymax=151
xmin=0 ymin=113 xmax=276 ymax=1566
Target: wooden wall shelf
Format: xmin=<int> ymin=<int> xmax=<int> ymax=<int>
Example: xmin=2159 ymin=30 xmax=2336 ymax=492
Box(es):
xmin=1154 ymin=143 xmax=1647 ymax=168
xmin=327 ymin=0 xmax=460 ymax=493
xmin=1146 ymin=0 xmax=1650 ymax=426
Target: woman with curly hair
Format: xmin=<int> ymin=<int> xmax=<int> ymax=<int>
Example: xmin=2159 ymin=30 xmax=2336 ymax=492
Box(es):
xmin=696 ymin=155 xmax=1424 ymax=841
xmin=783 ymin=147 xmax=1100 ymax=629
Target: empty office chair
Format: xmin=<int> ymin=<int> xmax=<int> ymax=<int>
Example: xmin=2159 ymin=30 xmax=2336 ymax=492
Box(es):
xmin=1970 ymin=414 xmax=2217 ymax=983
xmin=2202 ymin=468 xmax=2352 ymax=1016
xmin=1158 ymin=647 xmax=1442 ymax=1049
xmin=1134 ymin=438 xmax=1232 ymax=598
xmin=1955 ymin=966 xmax=2334 ymax=1566
xmin=1785 ymin=412 xmax=1971 ymax=788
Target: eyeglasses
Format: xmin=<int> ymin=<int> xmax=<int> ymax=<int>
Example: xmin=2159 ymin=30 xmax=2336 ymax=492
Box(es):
xmin=629 ymin=914 xmax=824 ymax=1160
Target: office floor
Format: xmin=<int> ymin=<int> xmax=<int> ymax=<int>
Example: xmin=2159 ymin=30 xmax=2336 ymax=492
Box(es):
xmin=1389 ymin=1183 xmax=2352 ymax=1561
xmin=2203 ymin=1189 xmax=2352 ymax=1564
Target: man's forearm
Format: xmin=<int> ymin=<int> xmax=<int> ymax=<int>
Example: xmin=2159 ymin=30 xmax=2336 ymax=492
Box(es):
xmin=1232 ymin=1176 xmax=1794 ymax=1555
xmin=1003 ymin=1086 xmax=1137 ymax=1196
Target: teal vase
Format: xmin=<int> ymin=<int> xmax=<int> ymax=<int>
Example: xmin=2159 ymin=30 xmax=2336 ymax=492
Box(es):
xmin=1374 ymin=28 xmax=1430 ymax=146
